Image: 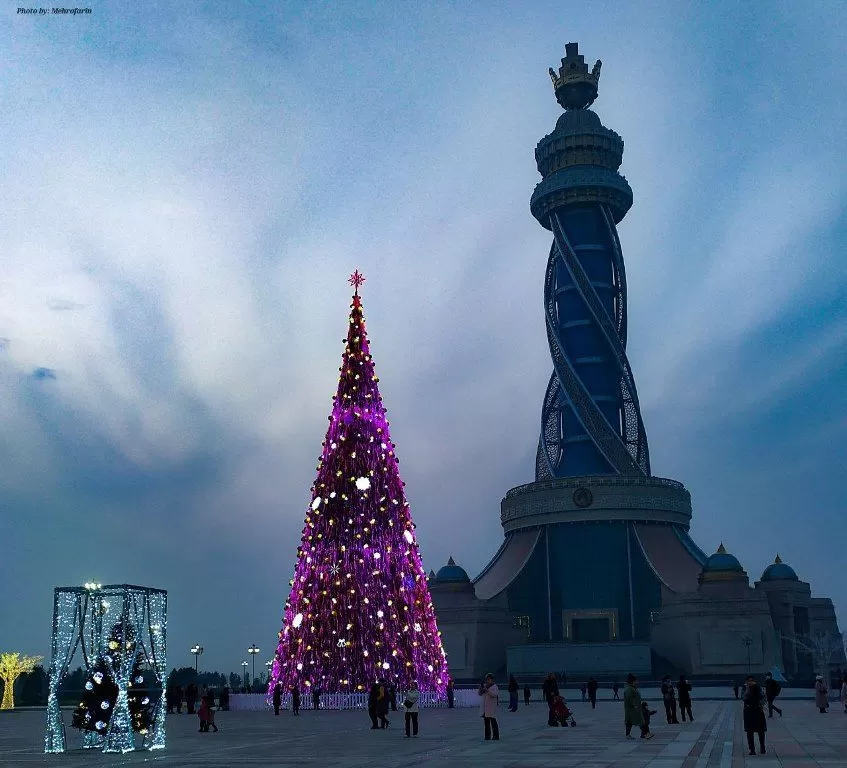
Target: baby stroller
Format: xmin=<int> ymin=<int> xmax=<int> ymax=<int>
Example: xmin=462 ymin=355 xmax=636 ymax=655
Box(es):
xmin=552 ymin=695 xmax=577 ymax=727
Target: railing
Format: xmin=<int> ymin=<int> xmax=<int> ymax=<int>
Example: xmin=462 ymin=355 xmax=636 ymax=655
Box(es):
xmin=505 ymin=475 xmax=686 ymax=500
xmin=229 ymin=688 xmax=480 ymax=711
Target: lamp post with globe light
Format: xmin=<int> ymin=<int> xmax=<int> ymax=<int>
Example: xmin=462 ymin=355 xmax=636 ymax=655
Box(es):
xmin=190 ymin=644 xmax=203 ymax=674
xmin=247 ymin=644 xmax=260 ymax=688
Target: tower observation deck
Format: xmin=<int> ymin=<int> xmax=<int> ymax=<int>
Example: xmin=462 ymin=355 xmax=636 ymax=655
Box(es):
xmin=532 ymin=42 xmax=648 ymax=479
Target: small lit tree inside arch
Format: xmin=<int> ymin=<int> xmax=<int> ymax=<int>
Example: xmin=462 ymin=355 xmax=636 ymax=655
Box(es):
xmin=268 ymin=272 xmax=449 ymax=695
xmin=0 ymin=652 xmax=44 ymax=710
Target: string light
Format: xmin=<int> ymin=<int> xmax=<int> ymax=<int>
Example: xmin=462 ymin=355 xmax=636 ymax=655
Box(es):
xmin=0 ymin=653 xmax=44 ymax=710
xmin=268 ymin=274 xmax=448 ymax=696
xmin=44 ymin=585 xmax=168 ymax=754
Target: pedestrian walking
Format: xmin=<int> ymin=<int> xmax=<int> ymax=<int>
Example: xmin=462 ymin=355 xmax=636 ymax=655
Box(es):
xmin=197 ymin=699 xmax=217 ymax=732
xmin=312 ymin=686 xmax=321 ymax=710
xmin=815 ymin=675 xmax=829 ymax=713
xmin=368 ymin=682 xmax=380 ymax=729
xmin=377 ymin=679 xmax=390 ymax=728
xmin=587 ymin=677 xmax=598 ymax=709
xmin=840 ymin=676 xmax=847 ymax=713
xmin=205 ymin=700 xmax=218 ymax=732
xmin=742 ymin=676 xmax=766 ymax=755
xmin=640 ymin=700 xmax=657 ymax=736
xmin=507 ymin=675 xmax=519 ymax=712
xmin=291 ymin=685 xmax=301 ymax=716
xmin=219 ymin=686 xmax=230 ymax=711
xmin=446 ymin=678 xmax=455 ymax=709
xmin=623 ymin=673 xmax=652 ymax=740
xmin=677 ymin=675 xmax=693 ymax=722
xmin=272 ymin=683 xmax=282 ymax=716
xmin=764 ymin=673 xmax=782 ymax=717
xmin=403 ymin=684 xmax=420 ymax=738
xmin=542 ymin=672 xmax=559 ymax=726
xmin=185 ymin=683 xmax=197 ymax=715
xmin=661 ymin=675 xmax=679 ymax=724
xmin=389 ymin=684 xmax=397 ymax=712
xmin=478 ymin=673 xmax=500 ymax=741
xmin=612 ymin=682 xmax=620 ymax=700
xmin=733 ymin=681 xmax=740 ymax=700
xmin=580 ymin=683 xmax=587 ymax=701
xmin=523 ymin=684 xmax=531 ymax=706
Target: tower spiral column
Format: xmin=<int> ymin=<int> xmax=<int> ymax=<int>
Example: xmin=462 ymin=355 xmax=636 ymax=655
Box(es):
xmin=532 ymin=43 xmax=649 ymax=480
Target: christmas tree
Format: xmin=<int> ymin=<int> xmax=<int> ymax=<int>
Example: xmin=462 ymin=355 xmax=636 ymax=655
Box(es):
xmin=269 ymin=271 xmax=449 ymax=694
xmin=72 ymin=621 xmax=154 ymax=736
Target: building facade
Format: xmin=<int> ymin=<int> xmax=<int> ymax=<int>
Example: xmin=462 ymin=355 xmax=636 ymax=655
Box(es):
xmin=430 ymin=43 xmax=843 ymax=683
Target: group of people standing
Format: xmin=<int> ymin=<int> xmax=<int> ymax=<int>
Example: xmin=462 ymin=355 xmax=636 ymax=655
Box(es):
xmin=165 ymin=683 xmax=230 ymax=716
xmin=659 ymin=675 xmax=694 ymax=723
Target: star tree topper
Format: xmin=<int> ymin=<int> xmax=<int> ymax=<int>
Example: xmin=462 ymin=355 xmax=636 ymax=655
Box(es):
xmin=348 ymin=269 xmax=366 ymax=294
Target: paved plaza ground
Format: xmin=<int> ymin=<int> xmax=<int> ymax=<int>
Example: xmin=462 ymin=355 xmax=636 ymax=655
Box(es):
xmin=1 ymin=697 xmax=845 ymax=768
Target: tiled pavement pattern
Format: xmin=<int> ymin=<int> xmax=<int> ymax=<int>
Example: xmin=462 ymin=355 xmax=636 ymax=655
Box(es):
xmin=1 ymin=698 xmax=845 ymax=767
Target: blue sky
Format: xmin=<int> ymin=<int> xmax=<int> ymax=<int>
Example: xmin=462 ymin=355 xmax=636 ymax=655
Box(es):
xmin=1 ymin=1 xmax=845 ymax=675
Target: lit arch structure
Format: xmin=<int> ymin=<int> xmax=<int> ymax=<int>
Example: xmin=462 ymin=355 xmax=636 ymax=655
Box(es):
xmin=44 ymin=584 xmax=168 ymax=754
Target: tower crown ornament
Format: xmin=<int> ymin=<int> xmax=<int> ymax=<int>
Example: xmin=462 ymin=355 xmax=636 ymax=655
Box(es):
xmin=548 ymin=42 xmax=601 ymax=110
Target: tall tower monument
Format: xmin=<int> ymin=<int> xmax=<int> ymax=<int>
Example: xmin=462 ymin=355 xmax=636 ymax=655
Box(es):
xmin=430 ymin=42 xmax=842 ymax=683
xmin=469 ymin=43 xmax=708 ymax=655
xmin=534 ymin=43 xmax=648 ymax=479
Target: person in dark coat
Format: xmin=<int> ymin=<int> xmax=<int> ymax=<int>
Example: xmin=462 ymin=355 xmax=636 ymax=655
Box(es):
xmin=507 ymin=675 xmax=519 ymax=712
xmin=624 ymin=674 xmax=652 ymax=740
xmin=219 ymin=686 xmax=230 ymax=711
xmin=377 ymin=680 xmax=390 ymax=728
xmin=661 ymin=676 xmax=679 ymax=724
xmin=272 ymin=683 xmax=282 ymax=716
xmin=312 ymin=686 xmax=320 ymax=710
xmin=677 ymin=675 xmax=693 ymax=722
xmin=166 ymin=684 xmax=175 ymax=713
xmin=542 ymin=673 xmax=560 ymax=726
xmin=733 ymin=681 xmax=740 ymax=700
xmin=446 ymin=679 xmax=454 ymax=709
xmin=612 ymin=682 xmax=620 ymax=700
xmin=291 ymin=685 xmax=301 ymax=716
xmin=389 ymin=684 xmax=397 ymax=712
xmin=743 ymin=676 xmax=767 ymax=755
xmin=175 ymin=684 xmax=184 ymax=714
xmin=764 ymin=673 xmax=782 ymax=717
xmin=185 ymin=683 xmax=198 ymax=715
xmin=205 ymin=687 xmax=216 ymax=710
xmin=587 ymin=677 xmax=598 ymax=709
xmin=368 ymin=682 xmax=380 ymax=729
xmin=523 ymin=684 xmax=531 ymax=706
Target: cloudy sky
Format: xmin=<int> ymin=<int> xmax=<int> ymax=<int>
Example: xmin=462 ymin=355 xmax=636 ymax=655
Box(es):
xmin=2 ymin=1 xmax=845 ymax=676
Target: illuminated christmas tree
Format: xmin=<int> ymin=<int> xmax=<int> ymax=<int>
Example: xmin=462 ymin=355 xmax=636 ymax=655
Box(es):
xmin=269 ymin=271 xmax=449 ymax=695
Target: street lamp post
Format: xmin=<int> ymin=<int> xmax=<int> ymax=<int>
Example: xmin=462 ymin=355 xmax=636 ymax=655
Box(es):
xmin=241 ymin=661 xmax=249 ymax=689
xmin=190 ymin=644 xmax=204 ymax=674
xmin=247 ymin=644 xmax=260 ymax=687
xmin=742 ymin=636 xmax=753 ymax=673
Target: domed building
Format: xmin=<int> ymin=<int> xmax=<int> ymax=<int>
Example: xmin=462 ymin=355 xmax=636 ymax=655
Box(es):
xmin=428 ymin=557 xmax=525 ymax=680
xmin=644 ymin=547 xmax=843 ymax=680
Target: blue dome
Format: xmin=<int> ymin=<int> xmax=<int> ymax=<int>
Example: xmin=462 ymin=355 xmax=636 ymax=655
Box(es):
xmin=761 ymin=555 xmax=798 ymax=582
xmin=703 ymin=544 xmax=744 ymax=573
xmin=435 ymin=556 xmax=470 ymax=584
